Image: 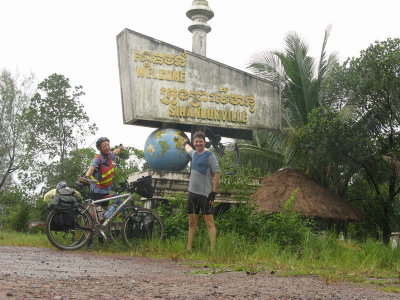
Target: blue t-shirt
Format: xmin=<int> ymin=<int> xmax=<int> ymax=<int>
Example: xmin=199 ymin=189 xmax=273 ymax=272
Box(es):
xmin=89 ymin=152 xmax=116 ymax=194
xmin=188 ymin=149 xmax=220 ymax=196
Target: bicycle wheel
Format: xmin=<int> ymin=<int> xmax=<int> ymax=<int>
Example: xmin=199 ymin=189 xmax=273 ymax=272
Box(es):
xmin=122 ymin=208 xmax=164 ymax=247
xmin=106 ymin=217 xmax=124 ymax=243
xmin=45 ymin=207 xmax=93 ymax=250
xmin=107 ymin=206 xmax=132 ymax=242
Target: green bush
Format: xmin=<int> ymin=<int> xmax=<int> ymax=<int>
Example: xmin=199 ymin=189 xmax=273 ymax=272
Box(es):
xmin=6 ymin=203 xmax=31 ymax=232
xmin=155 ymin=194 xmax=188 ymax=239
xmin=156 ymin=189 xmax=316 ymax=252
xmin=31 ymin=199 xmax=48 ymax=221
xmin=219 ymin=154 xmax=261 ymax=202
xmin=216 ymin=204 xmax=260 ymax=239
xmin=262 ymin=211 xmax=315 ymax=251
xmin=216 ymin=196 xmax=315 ymax=251
xmin=0 ymin=188 xmax=36 ymax=232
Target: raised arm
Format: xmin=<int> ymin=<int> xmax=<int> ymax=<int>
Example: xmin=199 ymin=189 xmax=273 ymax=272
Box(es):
xmin=183 ymin=140 xmax=193 ymax=154
xmin=113 ymin=144 xmax=125 ymax=156
xmin=85 ymin=165 xmax=96 ymax=177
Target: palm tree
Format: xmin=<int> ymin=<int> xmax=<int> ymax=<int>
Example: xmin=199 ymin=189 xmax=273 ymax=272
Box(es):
xmin=239 ymin=26 xmax=338 ymax=174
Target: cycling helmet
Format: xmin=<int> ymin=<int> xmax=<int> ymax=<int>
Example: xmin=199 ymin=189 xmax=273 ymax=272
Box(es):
xmin=56 ymin=181 xmax=67 ymax=190
xmin=96 ymin=137 xmax=110 ymax=149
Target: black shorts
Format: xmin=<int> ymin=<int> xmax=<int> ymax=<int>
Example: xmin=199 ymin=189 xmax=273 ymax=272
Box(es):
xmin=187 ymin=192 xmax=213 ymax=215
xmin=92 ymin=193 xmax=110 ymax=208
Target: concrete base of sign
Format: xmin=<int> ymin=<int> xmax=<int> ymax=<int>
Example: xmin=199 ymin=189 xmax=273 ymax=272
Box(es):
xmin=128 ymin=169 xmax=261 ymax=208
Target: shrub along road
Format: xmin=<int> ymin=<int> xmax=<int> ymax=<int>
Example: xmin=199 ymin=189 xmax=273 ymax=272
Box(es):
xmin=0 ymin=246 xmax=398 ymax=299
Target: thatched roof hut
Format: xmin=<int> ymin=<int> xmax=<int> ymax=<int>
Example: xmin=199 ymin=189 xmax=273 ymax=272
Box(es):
xmin=251 ymin=168 xmax=362 ymax=221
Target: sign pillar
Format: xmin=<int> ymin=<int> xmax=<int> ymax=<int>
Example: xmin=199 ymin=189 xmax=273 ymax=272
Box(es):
xmin=186 ymin=0 xmax=214 ymax=56
xmin=186 ymin=0 xmax=214 ymax=137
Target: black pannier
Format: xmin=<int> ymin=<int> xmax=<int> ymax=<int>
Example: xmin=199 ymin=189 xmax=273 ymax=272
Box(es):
xmin=142 ymin=213 xmax=154 ymax=233
xmin=127 ymin=214 xmax=143 ymax=238
xmin=126 ymin=212 xmax=154 ymax=238
xmin=134 ymin=176 xmax=154 ymax=199
xmin=48 ymin=188 xmax=79 ymax=231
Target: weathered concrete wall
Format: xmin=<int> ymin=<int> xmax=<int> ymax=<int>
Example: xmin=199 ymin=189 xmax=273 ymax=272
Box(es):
xmin=117 ymin=29 xmax=281 ymax=139
xmin=128 ymin=169 xmax=261 ymax=204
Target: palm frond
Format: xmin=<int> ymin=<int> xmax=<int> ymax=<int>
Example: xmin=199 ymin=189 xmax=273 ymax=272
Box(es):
xmin=278 ymin=32 xmax=318 ymax=126
xmin=317 ymin=25 xmax=331 ymax=81
xmin=239 ymin=144 xmax=285 ymax=162
xmin=238 ymin=144 xmax=285 ymax=174
xmin=243 ymin=28 xmax=338 ymax=176
xmin=247 ymin=50 xmax=287 ymax=85
xmin=316 ymin=26 xmax=339 ymax=107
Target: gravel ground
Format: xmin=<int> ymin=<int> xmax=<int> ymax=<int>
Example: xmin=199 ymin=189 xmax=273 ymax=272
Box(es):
xmin=0 ymin=246 xmax=399 ymax=300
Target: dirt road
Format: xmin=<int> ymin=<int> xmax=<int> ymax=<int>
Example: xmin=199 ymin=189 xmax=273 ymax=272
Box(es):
xmin=0 ymin=246 xmax=398 ymax=299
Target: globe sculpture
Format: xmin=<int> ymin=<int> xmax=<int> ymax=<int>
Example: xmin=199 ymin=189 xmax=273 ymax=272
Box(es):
xmin=144 ymin=128 xmax=190 ymax=171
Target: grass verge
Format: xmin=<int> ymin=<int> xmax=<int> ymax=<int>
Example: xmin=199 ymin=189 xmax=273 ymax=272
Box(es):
xmin=1 ymin=229 xmax=400 ymax=290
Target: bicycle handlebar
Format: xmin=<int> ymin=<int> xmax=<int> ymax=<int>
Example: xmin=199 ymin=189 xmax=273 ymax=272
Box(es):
xmin=75 ymin=175 xmax=154 ymax=198
xmin=79 ymin=177 xmax=99 ymax=184
xmin=75 ymin=177 xmax=98 ymax=189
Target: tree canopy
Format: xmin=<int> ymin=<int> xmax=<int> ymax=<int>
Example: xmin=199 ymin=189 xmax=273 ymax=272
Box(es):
xmin=0 ymin=70 xmax=35 ymax=193
xmin=297 ymin=38 xmax=400 ymax=240
xmin=20 ymin=74 xmax=97 ymax=190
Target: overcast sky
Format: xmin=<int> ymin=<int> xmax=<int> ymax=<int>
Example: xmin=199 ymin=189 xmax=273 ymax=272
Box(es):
xmin=1 ymin=0 xmax=399 ymax=150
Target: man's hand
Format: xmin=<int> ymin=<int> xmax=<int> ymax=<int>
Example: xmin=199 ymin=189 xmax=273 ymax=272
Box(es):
xmin=183 ymin=139 xmax=191 ymax=147
xmin=79 ymin=176 xmax=92 ymax=185
xmin=207 ymin=191 xmax=217 ymax=203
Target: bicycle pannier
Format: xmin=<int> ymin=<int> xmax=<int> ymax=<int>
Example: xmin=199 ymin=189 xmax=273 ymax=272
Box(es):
xmin=135 ymin=176 xmax=154 ymax=198
xmin=127 ymin=214 xmax=143 ymax=238
xmin=126 ymin=211 xmax=156 ymax=238
xmin=142 ymin=214 xmax=154 ymax=232
xmin=49 ymin=188 xmax=79 ymax=231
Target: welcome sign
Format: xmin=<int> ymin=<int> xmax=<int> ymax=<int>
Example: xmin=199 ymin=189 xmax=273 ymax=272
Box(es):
xmin=117 ymin=29 xmax=281 ymax=139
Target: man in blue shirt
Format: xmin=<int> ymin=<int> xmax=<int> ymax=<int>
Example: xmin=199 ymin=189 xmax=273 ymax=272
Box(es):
xmin=184 ymin=131 xmax=220 ymax=251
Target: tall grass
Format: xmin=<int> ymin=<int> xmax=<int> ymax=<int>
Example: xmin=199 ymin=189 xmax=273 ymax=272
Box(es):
xmin=2 ymin=196 xmax=400 ymax=283
xmin=1 ymin=228 xmax=400 ymax=281
xmin=0 ymin=230 xmax=50 ymax=248
xmin=134 ymin=230 xmax=400 ymax=281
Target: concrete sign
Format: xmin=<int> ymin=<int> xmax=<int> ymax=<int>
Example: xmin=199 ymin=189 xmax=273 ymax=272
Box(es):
xmin=117 ymin=29 xmax=281 ymax=139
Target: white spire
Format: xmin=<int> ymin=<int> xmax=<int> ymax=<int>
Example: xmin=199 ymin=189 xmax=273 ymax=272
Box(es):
xmin=186 ymin=0 xmax=214 ymax=56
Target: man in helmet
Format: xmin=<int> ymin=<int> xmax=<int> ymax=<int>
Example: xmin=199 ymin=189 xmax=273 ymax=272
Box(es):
xmin=85 ymin=137 xmax=125 ymax=206
xmin=84 ymin=138 xmax=125 ymax=248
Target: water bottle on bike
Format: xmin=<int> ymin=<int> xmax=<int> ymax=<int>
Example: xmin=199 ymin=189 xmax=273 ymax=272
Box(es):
xmin=103 ymin=197 xmax=122 ymax=219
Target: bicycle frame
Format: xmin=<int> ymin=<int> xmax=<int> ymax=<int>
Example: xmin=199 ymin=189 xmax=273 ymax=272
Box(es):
xmin=84 ymin=193 xmax=133 ymax=239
